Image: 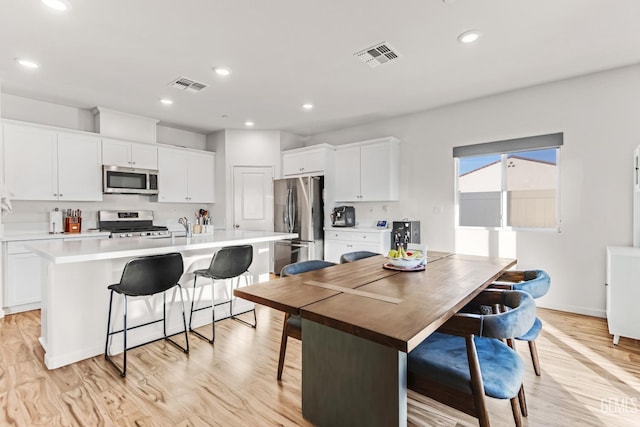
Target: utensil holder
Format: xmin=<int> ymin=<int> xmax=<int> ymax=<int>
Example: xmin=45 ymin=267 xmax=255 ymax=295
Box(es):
xmin=65 ymin=217 xmax=81 ymax=233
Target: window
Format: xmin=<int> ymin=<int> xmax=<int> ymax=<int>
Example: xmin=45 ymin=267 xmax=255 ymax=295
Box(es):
xmin=454 ymin=134 xmax=561 ymax=230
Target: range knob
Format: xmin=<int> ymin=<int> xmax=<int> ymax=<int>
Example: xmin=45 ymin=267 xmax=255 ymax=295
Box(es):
xmin=119 ymin=233 xmax=126 ymax=238
xmin=127 ymin=233 xmax=133 ymax=237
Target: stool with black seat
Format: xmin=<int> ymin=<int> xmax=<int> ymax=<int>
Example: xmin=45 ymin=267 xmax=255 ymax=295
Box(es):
xmin=408 ymin=289 xmax=536 ymax=427
xmin=278 ymin=259 xmax=335 ymax=380
xmin=339 ymin=250 xmax=379 ymax=263
xmin=189 ymin=244 xmax=255 ymax=344
xmin=489 ymin=269 xmax=550 ymax=376
xmin=104 ymin=252 xmax=190 ymax=378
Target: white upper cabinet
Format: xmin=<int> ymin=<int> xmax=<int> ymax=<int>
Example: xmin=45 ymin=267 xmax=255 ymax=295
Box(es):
xmin=156 ymin=146 xmax=215 ymax=203
xmin=57 ymin=132 xmax=103 ymax=201
xmin=3 ymin=124 xmax=58 ymax=201
xmin=334 ymin=137 xmax=400 ymax=202
xmin=3 ymin=123 xmax=102 ymax=201
xmin=282 ymin=144 xmax=333 ymax=177
xmin=102 ymin=138 xmax=158 ymax=170
xmin=186 ymin=150 xmax=216 ymax=203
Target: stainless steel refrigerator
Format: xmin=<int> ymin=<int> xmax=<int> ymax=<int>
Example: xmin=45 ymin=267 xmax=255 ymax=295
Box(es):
xmin=273 ymin=176 xmax=324 ymax=274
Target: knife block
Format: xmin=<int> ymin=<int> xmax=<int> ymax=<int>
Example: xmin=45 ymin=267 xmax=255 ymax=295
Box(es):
xmin=65 ymin=217 xmax=82 ymax=233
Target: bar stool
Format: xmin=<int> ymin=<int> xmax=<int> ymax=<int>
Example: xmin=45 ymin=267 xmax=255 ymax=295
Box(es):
xmin=104 ymin=252 xmax=189 ymax=378
xmin=189 ymin=244 xmax=255 ymax=343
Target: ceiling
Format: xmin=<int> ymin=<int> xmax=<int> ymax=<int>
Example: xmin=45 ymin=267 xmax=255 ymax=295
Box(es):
xmin=1 ymin=0 xmax=639 ymax=136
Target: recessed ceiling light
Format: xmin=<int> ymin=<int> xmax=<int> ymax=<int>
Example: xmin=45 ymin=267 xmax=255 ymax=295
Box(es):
xmin=41 ymin=0 xmax=71 ymax=11
xmin=458 ymin=30 xmax=481 ymax=44
xmin=160 ymin=98 xmax=173 ymax=105
xmin=16 ymin=58 xmax=40 ymax=69
xmin=302 ymin=103 xmax=314 ymax=110
xmin=244 ymin=121 xmax=255 ymax=127
xmin=214 ymin=67 xmax=231 ymax=76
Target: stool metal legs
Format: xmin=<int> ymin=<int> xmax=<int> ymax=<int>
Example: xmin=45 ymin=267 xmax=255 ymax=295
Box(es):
xmin=230 ymin=272 xmax=257 ymax=328
xmin=189 ymin=272 xmax=257 ymax=344
xmin=105 ymin=286 xmax=190 ymax=378
xmin=189 ymin=274 xmax=216 ymax=344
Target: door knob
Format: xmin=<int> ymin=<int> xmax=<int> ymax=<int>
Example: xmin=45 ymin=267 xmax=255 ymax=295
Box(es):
xmin=235 ymin=224 xmax=240 ymax=228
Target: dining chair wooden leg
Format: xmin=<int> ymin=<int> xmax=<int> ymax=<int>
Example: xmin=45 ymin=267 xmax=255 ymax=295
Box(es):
xmin=518 ymin=384 xmax=528 ymax=417
xmin=277 ymin=314 xmax=290 ymax=381
xmin=528 ymin=340 xmax=541 ymax=376
xmin=465 ymin=336 xmax=490 ymax=427
xmin=510 ymin=396 xmax=523 ymax=427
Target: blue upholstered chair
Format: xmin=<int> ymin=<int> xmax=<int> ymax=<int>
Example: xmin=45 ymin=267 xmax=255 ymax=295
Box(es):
xmin=490 ymin=270 xmax=551 ymax=376
xmin=339 ymin=250 xmax=380 ymax=263
xmin=408 ymin=289 xmax=536 ymax=427
xmin=277 ymin=260 xmax=335 ymax=380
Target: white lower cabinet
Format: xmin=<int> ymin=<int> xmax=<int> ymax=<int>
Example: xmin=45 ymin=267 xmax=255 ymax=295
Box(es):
xmin=606 ymin=246 xmax=640 ymax=344
xmin=3 ymin=235 xmax=108 ymax=314
xmin=4 ymin=241 xmax=45 ymax=314
xmin=324 ymin=229 xmax=391 ymax=263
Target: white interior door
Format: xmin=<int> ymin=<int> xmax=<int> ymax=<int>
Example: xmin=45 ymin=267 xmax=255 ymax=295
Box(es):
xmin=233 ymin=166 xmax=274 ymax=231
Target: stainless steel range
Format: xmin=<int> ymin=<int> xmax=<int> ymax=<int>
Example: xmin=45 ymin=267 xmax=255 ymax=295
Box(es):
xmin=98 ymin=210 xmax=170 ymax=238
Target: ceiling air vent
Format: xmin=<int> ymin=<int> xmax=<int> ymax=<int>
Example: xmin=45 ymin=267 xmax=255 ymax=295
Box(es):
xmin=354 ymin=42 xmax=402 ymax=68
xmin=168 ymin=76 xmax=208 ymax=93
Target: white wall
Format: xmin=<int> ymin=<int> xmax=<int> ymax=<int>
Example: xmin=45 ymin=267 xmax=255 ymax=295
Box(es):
xmin=1 ymin=93 xmax=94 ymax=132
xmin=310 ymin=64 xmax=640 ymax=317
xmin=207 ymin=130 xmax=227 ymax=228
xmin=157 ymin=124 xmax=206 ymax=150
xmin=206 ymin=129 xmax=282 ymax=229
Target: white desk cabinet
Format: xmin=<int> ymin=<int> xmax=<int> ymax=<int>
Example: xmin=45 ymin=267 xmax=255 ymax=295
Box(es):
xmin=334 ymin=137 xmax=399 ymax=202
xmin=102 ymin=138 xmax=158 ymax=170
xmin=156 ymin=146 xmax=215 ymax=203
xmin=605 ymin=246 xmax=640 ymax=344
xmin=324 ymin=228 xmax=390 ymax=263
xmin=3 ymin=123 xmax=102 ymax=201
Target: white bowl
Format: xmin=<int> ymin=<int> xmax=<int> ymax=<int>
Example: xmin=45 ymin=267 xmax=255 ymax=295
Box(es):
xmin=386 ymin=255 xmax=425 ymax=268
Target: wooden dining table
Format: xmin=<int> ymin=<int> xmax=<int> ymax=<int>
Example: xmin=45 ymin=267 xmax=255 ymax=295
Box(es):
xmin=234 ymin=251 xmax=516 ymax=427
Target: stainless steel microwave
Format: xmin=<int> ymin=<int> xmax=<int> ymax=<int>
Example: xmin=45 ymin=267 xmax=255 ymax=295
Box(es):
xmin=103 ymin=165 xmax=159 ymax=195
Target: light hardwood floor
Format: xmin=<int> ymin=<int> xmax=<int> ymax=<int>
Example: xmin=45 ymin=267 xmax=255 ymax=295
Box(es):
xmin=0 ymin=306 xmax=639 ymax=426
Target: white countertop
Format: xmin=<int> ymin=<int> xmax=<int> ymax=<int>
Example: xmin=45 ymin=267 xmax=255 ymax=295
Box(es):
xmin=26 ymin=230 xmax=298 ymax=264
xmin=324 ymin=226 xmax=391 ymax=233
xmin=2 ymin=231 xmax=111 ymax=242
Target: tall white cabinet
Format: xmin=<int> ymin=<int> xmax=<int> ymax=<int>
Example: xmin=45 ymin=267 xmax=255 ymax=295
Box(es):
xmin=606 ymin=246 xmax=640 ymax=344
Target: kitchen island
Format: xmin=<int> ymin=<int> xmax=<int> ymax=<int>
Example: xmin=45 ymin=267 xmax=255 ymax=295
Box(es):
xmin=27 ymin=230 xmax=297 ymax=369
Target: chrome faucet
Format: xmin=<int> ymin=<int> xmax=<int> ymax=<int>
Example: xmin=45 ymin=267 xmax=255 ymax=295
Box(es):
xmin=178 ymin=217 xmax=192 ymax=237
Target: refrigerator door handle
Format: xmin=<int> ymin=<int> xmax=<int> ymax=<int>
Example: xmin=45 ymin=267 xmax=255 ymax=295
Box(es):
xmin=276 ymin=241 xmax=310 ymax=248
xmin=288 ymin=187 xmax=296 ymax=233
xmin=285 ymin=187 xmax=292 ymax=232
